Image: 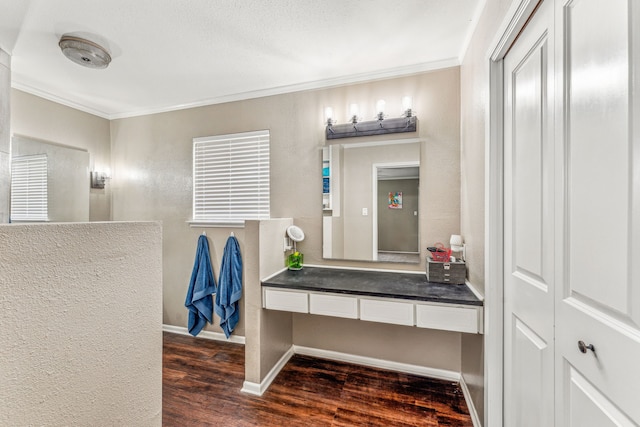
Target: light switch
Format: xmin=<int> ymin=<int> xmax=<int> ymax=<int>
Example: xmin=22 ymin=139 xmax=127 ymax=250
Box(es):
xmin=362 ymin=208 xmax=368 ymax=216
xmin=414 ymin=211 xmax=418 ymax=216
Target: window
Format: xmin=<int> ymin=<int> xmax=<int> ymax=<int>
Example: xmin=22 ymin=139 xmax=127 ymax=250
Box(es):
xmin=193 ymin=130 xmax=270 ymax=225
xmin=10 ymin=154 xmax=48 ymax=221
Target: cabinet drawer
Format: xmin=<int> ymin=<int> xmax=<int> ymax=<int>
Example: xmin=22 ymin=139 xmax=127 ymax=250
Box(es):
xmin=263 ymin=288 xmax=308 ymax=313
xmin=359 ymin=298 xmax=414 ymax=326
xmin=415 ymin=304 xmax=480 ymax=333
xmin=310 ymin=293 xmax=358 ymax=319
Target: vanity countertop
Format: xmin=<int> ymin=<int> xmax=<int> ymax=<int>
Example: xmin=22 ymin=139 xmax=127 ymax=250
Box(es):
xmin=261 ymin=266 xmax=483 ymax=306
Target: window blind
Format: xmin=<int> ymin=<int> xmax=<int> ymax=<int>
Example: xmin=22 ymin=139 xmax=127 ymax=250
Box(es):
xmin=193 ymin=130 xmax=270 ymax=224
xmin=10 ymin=154 xmax=48 ymax=221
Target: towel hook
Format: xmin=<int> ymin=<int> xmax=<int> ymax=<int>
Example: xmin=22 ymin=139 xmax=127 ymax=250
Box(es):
xmin=202 ymin=231 xmax=206 ymax=236
xmin=230 ymin=231 xmax=235 ymax=237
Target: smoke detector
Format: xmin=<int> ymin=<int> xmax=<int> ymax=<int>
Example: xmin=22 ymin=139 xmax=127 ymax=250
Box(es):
xmin=58 ymin=34 xmax=111 ymax=69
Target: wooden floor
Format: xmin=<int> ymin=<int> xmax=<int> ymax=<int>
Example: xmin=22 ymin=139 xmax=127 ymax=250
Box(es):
xmin=163 ymin=332 xmax=472 ymax=426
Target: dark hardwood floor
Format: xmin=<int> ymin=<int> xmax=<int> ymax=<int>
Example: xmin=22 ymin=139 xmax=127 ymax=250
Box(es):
xmin=163 ymin=332 xmax=472 ymax=426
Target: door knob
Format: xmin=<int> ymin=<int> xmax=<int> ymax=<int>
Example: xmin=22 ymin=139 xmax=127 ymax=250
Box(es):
xmin=578 ymin=340 xmax=595 ymax=354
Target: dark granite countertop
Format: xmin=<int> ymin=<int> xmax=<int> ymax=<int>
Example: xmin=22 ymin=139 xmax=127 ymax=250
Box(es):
xmin=261 ymin=266 xmax=483 ymax=307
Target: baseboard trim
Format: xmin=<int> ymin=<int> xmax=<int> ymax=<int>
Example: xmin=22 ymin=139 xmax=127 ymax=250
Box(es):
xmin=239 ymin=380 xmax=262 ymax=396
xmin=292 ymin=345 xmax=461 ymax=382
xmin=162 ymin=324 xmax=246 ymax=345
xmin=241 ymin=346 xmax=294 ymax=396
xmin=459 ymin=374 xmax=482 ymax=427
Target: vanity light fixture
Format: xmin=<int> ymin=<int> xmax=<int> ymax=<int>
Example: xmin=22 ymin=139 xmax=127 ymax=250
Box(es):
xmin=325 ymin=97 xmax=417 ymax=140
xmin=90 ymin=170 xmax=111 ymax=189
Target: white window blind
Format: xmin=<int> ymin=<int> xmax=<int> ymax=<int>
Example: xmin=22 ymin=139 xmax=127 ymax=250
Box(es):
xmin=193 ymin=130 xmax=270 ymax=224
xmin=10 ymin=154 xmax=48 ymax=221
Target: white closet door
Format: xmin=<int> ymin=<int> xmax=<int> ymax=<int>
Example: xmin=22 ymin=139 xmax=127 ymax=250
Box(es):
xmin=503 ymin=1 xmax=556 ymax=425
xmin=555 ymin=0 xmax=640 ymax=424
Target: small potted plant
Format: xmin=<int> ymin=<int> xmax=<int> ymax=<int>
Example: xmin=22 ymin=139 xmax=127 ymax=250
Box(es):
xmin=287 ymin=251 xmax=304 ymax=270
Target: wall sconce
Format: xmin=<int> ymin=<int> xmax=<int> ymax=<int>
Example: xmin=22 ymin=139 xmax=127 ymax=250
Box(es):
xmin=325 ymin=96 xmax=417 ymax=140
xmin=91 ymin=170 xmax=111 ymax=189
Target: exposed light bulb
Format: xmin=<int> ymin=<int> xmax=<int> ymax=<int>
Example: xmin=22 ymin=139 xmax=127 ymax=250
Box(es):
xmin=376 ymin=99 xmax=386 ymax=120
xmin=402 ymin=96 xmax=413 ymax=117
xmin=324 ymin=107 xmax=334 ymax=125
xmin=349 ymin=103 xmax=359 ymax=123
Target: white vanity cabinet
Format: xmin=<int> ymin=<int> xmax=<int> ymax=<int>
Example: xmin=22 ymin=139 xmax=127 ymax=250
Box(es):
xmin=263 ymin=288 xmax=308 ymax=313
xmin=262 ymin=286 xmax=483 ymax=334
xmin=359 ymin=298 xmax=414 ymax=326
xmin=309 ymin=293 xmax=358 ymax=319
xmin=415 ymin=303 xmax=482 ymax=334
xmin=262 ymin=267 xmax=483 ymax=334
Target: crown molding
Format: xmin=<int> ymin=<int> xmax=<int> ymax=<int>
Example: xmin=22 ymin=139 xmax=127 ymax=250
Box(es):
xmin=13 ymin=58 xmax=460 ymax=121
xmin=12 ymin=80 xmax=112 ymax=119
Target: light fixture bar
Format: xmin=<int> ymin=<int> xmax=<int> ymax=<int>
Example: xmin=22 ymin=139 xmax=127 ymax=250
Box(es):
xmin=326 ymin=116 xmax=417 ymax=140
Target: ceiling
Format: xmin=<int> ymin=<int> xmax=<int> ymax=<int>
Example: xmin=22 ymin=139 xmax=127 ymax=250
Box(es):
xmin=0 ymin=0 xmax=483 ymax=119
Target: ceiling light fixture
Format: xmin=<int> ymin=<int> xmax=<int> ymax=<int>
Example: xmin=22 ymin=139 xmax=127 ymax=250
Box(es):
xmin=59 ymin=34 xmax=111 ymax=69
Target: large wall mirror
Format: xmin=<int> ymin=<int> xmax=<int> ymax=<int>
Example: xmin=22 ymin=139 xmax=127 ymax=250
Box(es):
xmin=11 ymin=135 xmax=90 ymax=222
xmin=323 ymin=139 xmax=421 ymax=263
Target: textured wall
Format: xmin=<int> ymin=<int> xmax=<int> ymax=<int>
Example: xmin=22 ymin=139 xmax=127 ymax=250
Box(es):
xmin=0 ymin=222 xmax=162 ymax=426
xmin=10 ymin=89 xmax=112 ymax=221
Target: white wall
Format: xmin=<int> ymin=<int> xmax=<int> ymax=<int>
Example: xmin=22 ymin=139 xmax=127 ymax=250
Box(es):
xmin=459 ymin=0 xmax=514 ymax=423
xmin=0 ymin=222 xmax=162 ymax=426
xmin=0 ymin=49 xmax=10 ymax=222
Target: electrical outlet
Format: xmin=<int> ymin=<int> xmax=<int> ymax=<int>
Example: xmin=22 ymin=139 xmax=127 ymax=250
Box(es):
xmin=362 ymin=208 xmax=368 ymax=216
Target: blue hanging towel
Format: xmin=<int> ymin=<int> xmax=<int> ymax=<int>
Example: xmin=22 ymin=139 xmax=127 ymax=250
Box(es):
xmin=215 ymin=235 xmax=243 ymax=338
xmin=185 ymin=235 xmax=217 ymax=336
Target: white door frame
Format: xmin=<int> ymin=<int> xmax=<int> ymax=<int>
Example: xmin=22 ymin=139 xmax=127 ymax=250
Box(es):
xmin=484 ymin=0 xmax=542 ymax=426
